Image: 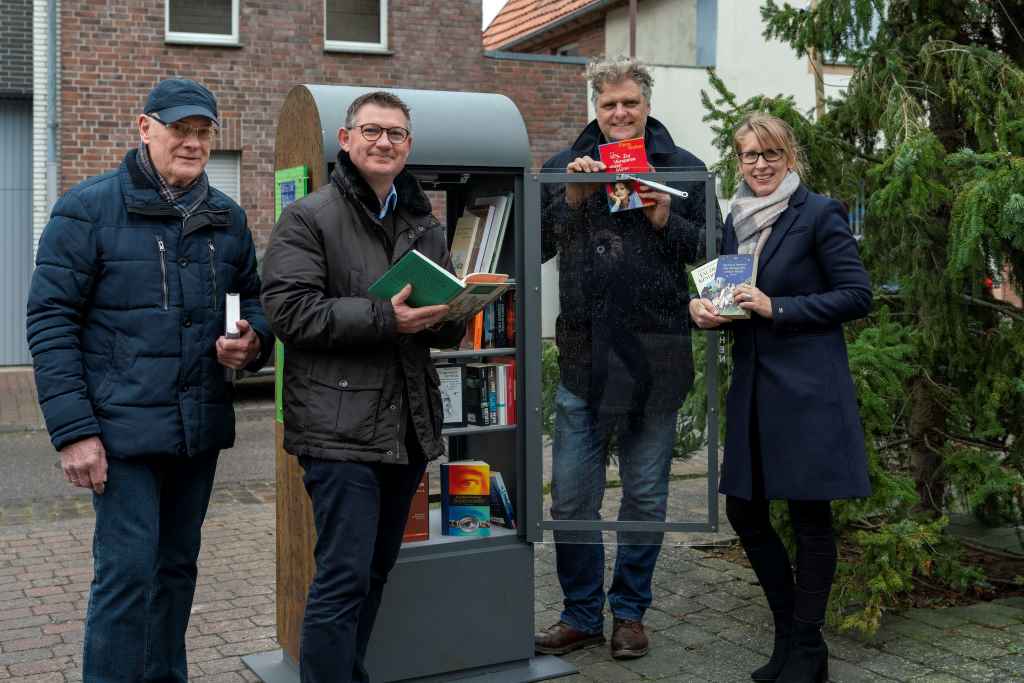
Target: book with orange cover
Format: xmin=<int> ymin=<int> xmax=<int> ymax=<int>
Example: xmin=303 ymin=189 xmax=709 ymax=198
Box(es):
xmin=402 ymin=472 xmax=429 ymax=543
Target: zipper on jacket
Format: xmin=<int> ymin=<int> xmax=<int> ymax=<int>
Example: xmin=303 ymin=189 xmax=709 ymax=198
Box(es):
xmin=394 ymin=393 xmax=403 ymax=461
xmin=155 ymin=236 xmax=169 ymax=310
xmin=208 ymin=240 xmax=219 ymax=311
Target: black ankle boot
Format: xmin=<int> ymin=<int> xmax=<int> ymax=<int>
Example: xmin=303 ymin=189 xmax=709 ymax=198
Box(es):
xmin=776 ymin=621 xmax=828 ymax=683
xmin=750 ymin=612 xmax=793 ymax=681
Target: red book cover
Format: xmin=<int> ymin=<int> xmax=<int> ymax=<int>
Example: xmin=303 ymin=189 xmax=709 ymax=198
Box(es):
xmin=598 ymin=137 xmax=654 ymax=213
xmin=492 ymin=356 xmax=517 ymax=426
xmin=402 ymin=472 xmax=429 ymax=543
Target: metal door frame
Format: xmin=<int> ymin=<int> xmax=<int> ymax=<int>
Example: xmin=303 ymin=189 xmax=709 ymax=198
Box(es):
xmin=522 ymin=170 xmax=720 ymax=542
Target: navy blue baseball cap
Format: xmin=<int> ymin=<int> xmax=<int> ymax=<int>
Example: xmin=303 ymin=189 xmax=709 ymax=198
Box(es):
xmin=144 ymin=78 xmax=219 ymax=125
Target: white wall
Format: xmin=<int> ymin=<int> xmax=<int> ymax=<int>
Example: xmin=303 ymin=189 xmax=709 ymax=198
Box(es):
xmin=610 ymin=0 xmax=816 ymax=174
xmin=606 ymin=0 xmax=699 ymax=66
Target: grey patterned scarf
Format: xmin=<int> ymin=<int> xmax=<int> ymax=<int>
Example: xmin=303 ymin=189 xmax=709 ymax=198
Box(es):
xmin=136 ymin=143 xmax=209 ymax=220
xmin=730 ymin=171 xmax=800 ymax=259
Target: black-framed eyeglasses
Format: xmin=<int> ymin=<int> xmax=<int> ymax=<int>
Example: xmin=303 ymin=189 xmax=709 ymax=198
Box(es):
xmin=738 ymin=148 xmax=785 ymax=165
xmin=147 ymin=115 xmax=218 ymax=142
xmin=350 ymin=123 xmax=410 ymax=144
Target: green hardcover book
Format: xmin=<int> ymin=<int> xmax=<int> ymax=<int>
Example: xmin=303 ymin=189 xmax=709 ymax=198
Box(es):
xmin=367 ymin=249 xmax=512 ymax=321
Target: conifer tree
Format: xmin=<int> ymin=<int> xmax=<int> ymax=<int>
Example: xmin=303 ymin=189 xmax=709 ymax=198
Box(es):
xmin=701 ymin=0 xmax=1024 ymax=631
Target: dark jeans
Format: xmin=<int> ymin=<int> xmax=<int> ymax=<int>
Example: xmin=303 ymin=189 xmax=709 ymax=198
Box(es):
xmin=83 ymin=452 xmax=219 ymax=683
xmin=550 ymin=384 xmax=677 ymax=633
xmin=298 ymin=455 xmax=427 ymax=683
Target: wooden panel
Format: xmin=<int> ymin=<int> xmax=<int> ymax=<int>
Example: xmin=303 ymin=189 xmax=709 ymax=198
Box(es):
xmin=273 ymin=84 xmax=328 ymax=663
xmin=274 ymin=424 xmax=314 ymax=664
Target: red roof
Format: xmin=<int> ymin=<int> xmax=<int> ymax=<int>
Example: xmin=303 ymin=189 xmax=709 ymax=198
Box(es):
xmin=483 ymin=0 xmax=603 ymax=51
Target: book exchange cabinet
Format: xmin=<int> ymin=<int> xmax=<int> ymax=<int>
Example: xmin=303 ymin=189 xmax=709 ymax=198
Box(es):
xmin=244 ymin=85 xmax=721 ymax=683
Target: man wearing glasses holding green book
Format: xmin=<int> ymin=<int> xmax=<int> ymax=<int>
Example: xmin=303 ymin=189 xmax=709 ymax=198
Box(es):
xmin=261 ymin=91 xmax=464 ymax=683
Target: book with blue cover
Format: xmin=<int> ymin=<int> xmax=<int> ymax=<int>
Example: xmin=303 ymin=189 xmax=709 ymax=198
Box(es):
xmin=692 ymin=254 xmax=758 ymax=319
xmin=440 ymin=461 xmax=491 ymax=537
xmin=489 ymin=471 xmax=516 ymax=529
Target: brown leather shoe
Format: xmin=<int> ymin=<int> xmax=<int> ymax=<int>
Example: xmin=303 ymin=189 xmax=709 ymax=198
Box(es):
xmin=534 ymin=621 xmax=605 ymax=655
xmin=610 ymin=618 xmax=649 ymax=659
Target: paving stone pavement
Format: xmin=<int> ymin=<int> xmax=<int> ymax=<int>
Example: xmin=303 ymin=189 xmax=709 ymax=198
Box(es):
xmin=1 ymin=486 xmax=1023 ymax=682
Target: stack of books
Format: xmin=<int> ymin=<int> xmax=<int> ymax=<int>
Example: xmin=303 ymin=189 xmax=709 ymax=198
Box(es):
xmin=435 ymin=359 xmax=516 ymax=429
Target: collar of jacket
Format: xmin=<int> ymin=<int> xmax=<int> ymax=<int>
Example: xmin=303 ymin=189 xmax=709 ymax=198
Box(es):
xmin=120 ymin=149 xmax=232 ymax=233
xmin=331 ymin=149 xmax=433 ymax=223
xmin=570 ymin=115 xmax=679 ymax=162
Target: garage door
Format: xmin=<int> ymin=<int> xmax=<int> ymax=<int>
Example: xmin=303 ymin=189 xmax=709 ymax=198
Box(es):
xmin=0 ymin=98 xmax=32 ymax=365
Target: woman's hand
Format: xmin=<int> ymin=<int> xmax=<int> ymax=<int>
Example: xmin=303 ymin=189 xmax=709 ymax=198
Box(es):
xmin=734 ymin=284 xmax=772 ymax=318
xmin=689 ymin=297 xmax=729 ymax=329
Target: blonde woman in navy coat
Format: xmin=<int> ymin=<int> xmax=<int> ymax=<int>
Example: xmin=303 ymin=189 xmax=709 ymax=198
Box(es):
xmin=690 ymin=113 xmax=871 ymax=683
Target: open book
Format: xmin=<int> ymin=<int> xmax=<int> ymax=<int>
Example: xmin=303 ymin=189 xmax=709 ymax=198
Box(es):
xmin=367 ymin=249 xmax=512 ymax=322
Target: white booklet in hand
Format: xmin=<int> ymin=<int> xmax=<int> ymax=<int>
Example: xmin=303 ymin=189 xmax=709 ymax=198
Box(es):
xmin=225 ymin=292 xmax=240 ymax=339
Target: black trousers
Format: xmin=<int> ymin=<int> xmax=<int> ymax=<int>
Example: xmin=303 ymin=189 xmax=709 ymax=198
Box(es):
xmin=725 ymin=402 xmax=837 ymax=626
xmin=298 ymin=428 xmax=426 ymax=683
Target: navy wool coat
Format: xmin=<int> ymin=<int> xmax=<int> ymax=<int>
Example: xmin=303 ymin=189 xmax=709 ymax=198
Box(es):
xmin=719 ymin=184 xmax=872 ymax=501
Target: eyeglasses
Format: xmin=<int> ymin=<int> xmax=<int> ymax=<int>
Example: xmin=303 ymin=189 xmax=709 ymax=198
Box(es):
xmin=738 ymin=148 xmax=785 ymax=165
xmin=148 ymin=115 xmax=218 ymax=143
xmin=350 ymin=123 xmax=410 ymax=144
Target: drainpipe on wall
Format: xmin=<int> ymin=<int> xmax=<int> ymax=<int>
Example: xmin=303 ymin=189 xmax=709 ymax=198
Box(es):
xmin=628 ymin=0 xmax=638 ymax=57
xmin=46 ymin=0 xmax=58 ymax=210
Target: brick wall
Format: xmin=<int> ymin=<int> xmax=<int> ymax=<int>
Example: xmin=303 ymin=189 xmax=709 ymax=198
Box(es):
xmin=58 ymin=0 xmax=589 ymax=247
xmin=0 ymin=0 xmax=33 ymax=97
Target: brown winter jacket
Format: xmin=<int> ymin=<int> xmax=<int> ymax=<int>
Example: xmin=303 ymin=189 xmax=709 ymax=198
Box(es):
xmin=260 ymin=152 xmax=464 ymax=464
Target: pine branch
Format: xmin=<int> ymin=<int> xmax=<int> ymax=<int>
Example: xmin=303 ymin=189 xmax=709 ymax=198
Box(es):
xmin=960 ymin=293 xmax=1024 ymax=321
xmin=934 ymin=429 xmax=1010 ymax=453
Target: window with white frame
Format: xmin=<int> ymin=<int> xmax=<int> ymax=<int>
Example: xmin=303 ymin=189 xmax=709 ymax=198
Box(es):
xmin=325 ymin=0 xmax=388 ymax=53
xmin=166 ymin=0 xmax=239 ymax=46
xmin=207 ymin=152 xmax=241 ymax=204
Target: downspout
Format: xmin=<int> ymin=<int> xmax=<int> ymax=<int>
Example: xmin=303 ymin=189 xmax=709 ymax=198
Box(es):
xmin=46 ymin=0 xmax=58 ymax=209
xmin=629 ymin=0 xmax=637 ymax=57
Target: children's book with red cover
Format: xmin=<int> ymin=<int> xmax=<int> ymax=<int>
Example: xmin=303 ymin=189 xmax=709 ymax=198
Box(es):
xmin=598 ymin=137 xmax=654 ymax=213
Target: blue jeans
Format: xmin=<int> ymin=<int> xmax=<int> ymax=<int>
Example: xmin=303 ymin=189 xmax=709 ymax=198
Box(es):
xmin=83 ymin=452 xmax=219 ymax=683
xmin=298 ymin=456 xmax=427 ymax=683
xmin=550 ymin=384 xmax=676 ymax=634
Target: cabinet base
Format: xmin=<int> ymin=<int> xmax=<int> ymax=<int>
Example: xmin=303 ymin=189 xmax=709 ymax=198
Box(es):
xmin=242 ymin=649 xmax=577 ymax=683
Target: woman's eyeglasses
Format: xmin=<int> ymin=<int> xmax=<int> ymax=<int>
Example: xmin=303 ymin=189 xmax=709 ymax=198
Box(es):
xmin=738 ymin=148 xmax=784 ymax=164
xmin=351 ymin=123 xmax=410 ymax=144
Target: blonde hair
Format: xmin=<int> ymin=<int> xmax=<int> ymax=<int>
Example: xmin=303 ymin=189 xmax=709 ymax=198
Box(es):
xmin=732 ymin=113 xmax=806 ymax=178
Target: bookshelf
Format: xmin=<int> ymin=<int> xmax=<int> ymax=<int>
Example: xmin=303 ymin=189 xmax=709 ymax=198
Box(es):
xmin=246 ymin=85 xmax=574 ymax=683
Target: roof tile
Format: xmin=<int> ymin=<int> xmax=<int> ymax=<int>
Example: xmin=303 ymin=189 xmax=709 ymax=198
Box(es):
xmin=483 ymin=0 xmax=602 ymax=51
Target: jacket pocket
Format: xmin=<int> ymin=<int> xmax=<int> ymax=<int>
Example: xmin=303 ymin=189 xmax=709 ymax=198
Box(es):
xmin=307 ymin=367 xmax=384 ymax=445
xmin=92 ymin=333 xmax=125 ymax=409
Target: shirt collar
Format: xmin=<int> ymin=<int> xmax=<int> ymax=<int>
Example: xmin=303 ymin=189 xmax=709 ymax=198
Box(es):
xmin=378 ymin=184 xmax=398 ymax=220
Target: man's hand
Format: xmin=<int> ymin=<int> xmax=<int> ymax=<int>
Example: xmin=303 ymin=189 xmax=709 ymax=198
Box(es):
xmin=637 ymin=180 xmax=671 ymax=230
xmin=637 ymin=167 xmax=671 ymax=229
xmin=392 ymin=284 xmax=450 ymax=334
xmin=689 ymin=297 xmax=730 ymax=329
xmin=565 ymin=156 xmax=606 ymax=208
xmin=60 ymin=436 xmax=108 ymax=495
xmin=217 ymin=319 xmax=262 ymax=369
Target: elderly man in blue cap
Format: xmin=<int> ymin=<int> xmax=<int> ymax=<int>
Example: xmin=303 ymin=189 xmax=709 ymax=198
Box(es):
xmin=27 ymin=78 xmax=272 ymax=682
